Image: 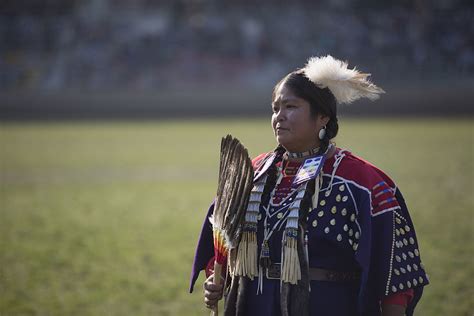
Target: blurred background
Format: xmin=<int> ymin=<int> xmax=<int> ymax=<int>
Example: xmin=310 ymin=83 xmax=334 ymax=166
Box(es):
xmin=1 ymin=0 xmax=473 ymax=315
xmin=1 ymin=0 xmax=474 ymax=118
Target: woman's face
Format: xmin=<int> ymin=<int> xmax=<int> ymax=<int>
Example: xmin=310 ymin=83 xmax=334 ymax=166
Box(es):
xmin=271 ymin=83 xmax=328 ymax=153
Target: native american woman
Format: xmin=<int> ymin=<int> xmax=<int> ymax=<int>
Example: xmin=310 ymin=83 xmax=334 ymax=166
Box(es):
xmin=190 ymin=56 xmax=429 ymax=316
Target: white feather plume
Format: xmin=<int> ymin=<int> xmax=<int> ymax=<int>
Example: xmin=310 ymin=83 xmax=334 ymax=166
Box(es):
xmin=303 ymin=55 xmax=385 ymax=104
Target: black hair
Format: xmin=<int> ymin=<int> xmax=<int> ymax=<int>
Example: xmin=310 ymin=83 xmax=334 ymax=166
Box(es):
xmin=272 ymin=69 xmax=339 ymax=155
xmin=259 ymin=145 xmax=286 ymax=208
xmin=267 ymin=69 xmax=341 ymax=252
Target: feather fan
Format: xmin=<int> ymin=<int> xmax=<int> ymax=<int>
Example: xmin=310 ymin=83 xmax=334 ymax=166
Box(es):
xmin=209 ymin=135 xmax=254 ymax=316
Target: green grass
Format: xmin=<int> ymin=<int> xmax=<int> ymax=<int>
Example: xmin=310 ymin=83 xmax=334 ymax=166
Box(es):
xmin=1 ymin=118 xmax=473 ymax=315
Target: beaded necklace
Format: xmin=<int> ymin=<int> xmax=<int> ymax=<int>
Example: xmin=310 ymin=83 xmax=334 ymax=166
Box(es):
xmin=286 ymin=146 xmax=320 ymax=159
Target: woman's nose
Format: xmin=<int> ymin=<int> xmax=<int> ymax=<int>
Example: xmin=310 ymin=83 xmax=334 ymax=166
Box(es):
xmin=275 ymin=109 xmax=285 ymax=121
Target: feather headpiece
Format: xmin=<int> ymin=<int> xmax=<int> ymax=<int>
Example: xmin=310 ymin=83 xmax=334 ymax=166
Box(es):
xmin=303 ymin=55 xmax=385 ymax=104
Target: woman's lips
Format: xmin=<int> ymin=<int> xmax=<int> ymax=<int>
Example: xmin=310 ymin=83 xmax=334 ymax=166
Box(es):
xmin=276 ymin=127 xmax=289 ymax=134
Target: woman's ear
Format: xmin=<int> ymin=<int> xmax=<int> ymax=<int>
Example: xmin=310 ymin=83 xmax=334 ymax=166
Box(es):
xmin=318 ymin=114 xmax=330 ymax=127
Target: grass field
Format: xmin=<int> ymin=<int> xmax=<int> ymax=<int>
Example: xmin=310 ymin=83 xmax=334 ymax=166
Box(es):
xmin=1 ymin=118 xmax=473 ymax=315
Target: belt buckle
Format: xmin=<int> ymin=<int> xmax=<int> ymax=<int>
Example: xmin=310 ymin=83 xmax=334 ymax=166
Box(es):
xmin=324 ymin=270 xmax=358 ymax=282
xmin=325 ymin=271 xmax=338 ymax=281
xmin=266 ymin=263 xmax=281 ymax=280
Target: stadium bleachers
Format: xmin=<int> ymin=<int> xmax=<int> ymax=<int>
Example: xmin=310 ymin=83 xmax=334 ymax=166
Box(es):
xmin=1 ymin=0 xmax=473 ymax=90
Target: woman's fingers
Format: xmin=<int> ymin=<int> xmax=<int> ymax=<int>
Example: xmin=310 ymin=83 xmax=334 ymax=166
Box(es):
xmin=204 ymin=289 xmax=223 ymax=300
xmin=204 ymin=282 xmax=224 ymax=292
xmin=204 ymin=274 xmax=225 ymax=291
xmin=203 ymin=273 xmax=224 ymax=308
xmin=204 ymin=297 xmax=219 ymax=309
xmin=204 ymin=283 xmax=224 ymax=300
xmin=204 ymin=289 xmax=222 ymax=308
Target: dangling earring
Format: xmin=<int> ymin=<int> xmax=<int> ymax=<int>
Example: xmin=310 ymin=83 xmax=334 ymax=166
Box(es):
xmin=318 ymin=126 xmax=326 ymax=140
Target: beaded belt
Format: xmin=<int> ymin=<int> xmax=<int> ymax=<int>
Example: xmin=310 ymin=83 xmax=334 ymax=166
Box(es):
xmin=266 ymin=263 xmax=360 ymax=282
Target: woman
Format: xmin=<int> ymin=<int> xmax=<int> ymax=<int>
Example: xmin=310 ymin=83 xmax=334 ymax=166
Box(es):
xmin=189 ymin=55 xmax=429 ymax=316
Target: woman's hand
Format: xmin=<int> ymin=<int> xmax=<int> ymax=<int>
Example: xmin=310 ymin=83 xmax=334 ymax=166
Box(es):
xmin=381 ymin=304 xmax=406 ymax=316
xmin=203 ymin=273 xmax=224 ymax=309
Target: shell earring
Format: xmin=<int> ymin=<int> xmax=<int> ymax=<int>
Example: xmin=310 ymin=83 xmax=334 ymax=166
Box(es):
xmin=318 ymin=126 xmax=326 ymax=140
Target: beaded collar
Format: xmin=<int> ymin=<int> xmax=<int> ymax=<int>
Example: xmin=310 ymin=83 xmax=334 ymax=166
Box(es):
xmin=286 ymin=146 xmax=320 ymax=159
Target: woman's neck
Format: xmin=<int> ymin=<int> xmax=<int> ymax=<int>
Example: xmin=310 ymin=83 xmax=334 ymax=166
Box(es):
xmin=286 ymin=146 xmax=321 ymax=159
xmin=284 ymin=143 xmax=336 ymax=162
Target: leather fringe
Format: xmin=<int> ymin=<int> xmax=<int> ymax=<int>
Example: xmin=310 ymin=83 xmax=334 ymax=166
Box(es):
xmin=235 ymin=229 xmax=258 ymax=279
xmin=280 ymin=225 xmax=310 ymax=316
xmin=281 ymin=229 xmax=301 ymax=284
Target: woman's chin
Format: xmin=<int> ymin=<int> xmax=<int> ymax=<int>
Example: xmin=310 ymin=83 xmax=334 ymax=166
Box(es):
xmin=276 ymin=137 xmax=293 ymax=150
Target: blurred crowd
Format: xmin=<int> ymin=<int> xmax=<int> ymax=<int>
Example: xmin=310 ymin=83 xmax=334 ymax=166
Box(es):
xmin=1 ymin=0 xmax=473 ymax=91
